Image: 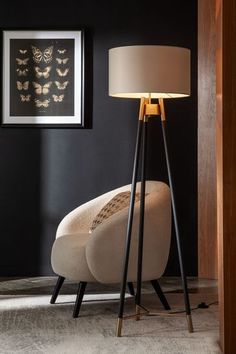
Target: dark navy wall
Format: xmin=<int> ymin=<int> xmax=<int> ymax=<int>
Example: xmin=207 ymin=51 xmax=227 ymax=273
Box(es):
xmin=0 ymin=0 xmax=197 ymax=276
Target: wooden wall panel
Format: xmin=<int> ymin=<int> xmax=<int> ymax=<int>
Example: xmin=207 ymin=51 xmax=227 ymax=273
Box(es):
xmin=218 ymin=0 xmax=236 ymax=351
xmin=198 ymin=0 xmax=218 ymax=278
xmin=199 ymin=0 xmax=236 ymax=350
xmin=216 ymin=0 xmax=223 ymax=349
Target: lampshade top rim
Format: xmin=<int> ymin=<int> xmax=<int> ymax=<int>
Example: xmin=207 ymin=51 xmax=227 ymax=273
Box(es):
xmin=109 ymin=44 xmax=190 ymax=51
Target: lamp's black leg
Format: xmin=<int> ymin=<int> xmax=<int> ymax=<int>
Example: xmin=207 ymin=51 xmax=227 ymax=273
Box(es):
xmin=116 ymin=118 xmax=143 ymax=337
xmin=127 ymin=282 xmax=135 ymax=296
xmin=150 ymin=279 xmax=171 ymax=310
xmin=73 ymin=282 xmax=87 ymax=318
xmin=135 ymin=118 xmax=148 ymax=320
xmin=50 ymin=276 xmax=65 ymax=304
xmin=160 ymin=115 xmax=193 ymax=333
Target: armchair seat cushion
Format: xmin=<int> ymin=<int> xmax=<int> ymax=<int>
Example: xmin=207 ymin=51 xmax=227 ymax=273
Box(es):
xmin=51 ymin=233 xmax=96 ymax=282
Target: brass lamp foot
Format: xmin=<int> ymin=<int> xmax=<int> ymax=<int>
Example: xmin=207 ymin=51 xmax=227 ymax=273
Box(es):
xmin=186 ymin=314 xmax=194 ymax=333
xmin=116 ymin=318 xmax=123 ymax=337
xmin=136 ymin=305 xmax=141 ymax=321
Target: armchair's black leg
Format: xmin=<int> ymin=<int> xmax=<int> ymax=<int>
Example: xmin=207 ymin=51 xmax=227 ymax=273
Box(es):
xmin=50 ymin=276 xmax=65 ymax=304
xmin=151 ymin=279 xmax=171 ymax=310
xmin=73 ymin=282 xmax=87 ymax=318
xmin=127 ymin=282 xmax=135 ymax=296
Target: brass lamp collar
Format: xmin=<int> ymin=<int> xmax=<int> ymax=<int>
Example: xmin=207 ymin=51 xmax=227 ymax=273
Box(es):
xmin=138 ymin=96 xmax=166 ymax=121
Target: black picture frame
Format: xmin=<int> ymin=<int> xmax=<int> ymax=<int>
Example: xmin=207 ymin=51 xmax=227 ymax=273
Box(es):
xmin=1 ymin=28 xmax=86 ymax=128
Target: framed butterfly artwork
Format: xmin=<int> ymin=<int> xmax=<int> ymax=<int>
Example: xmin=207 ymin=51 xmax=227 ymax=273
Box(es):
xmin=1 ymin=29 xmax=85 ymax=127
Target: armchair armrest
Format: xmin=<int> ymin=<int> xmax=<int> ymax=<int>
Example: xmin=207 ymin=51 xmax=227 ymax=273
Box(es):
xmin=56 ymin=184 xmax=134 ymax=238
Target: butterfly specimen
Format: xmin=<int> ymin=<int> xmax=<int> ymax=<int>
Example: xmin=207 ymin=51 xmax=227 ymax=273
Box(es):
xmin=20 ymin=94 xmax=31 ymax=102
xmin=35 ymin=99 xmax=50 ymax=108
xmin=16 ymin=81 xmax=29 ymax=90
xmin=56 ymin=57 xmax=69 ymax=65
xmin=31 ymin=45 xmax=53 ymax=64
xmin=16 ymin=68 xmax=29 ymax=76
xmin=52 ymin=94 xmax=64 ymax=102
xmin=32 ymin=81 xmax=52 ymax=95
xmin=16 ymin=58 xmax=29 ymax=65
xmin=56 ymin=68 xmax=69 ymax=77
xmin=34 ymin=66 xmax=52 ymax=79
xmin=54 ymin=81 xmax=69 ymax=90
xmin=19 ymin=49 xmax=27 ymax=54
xmin=57 ymin=49 xmax=66 ymax=54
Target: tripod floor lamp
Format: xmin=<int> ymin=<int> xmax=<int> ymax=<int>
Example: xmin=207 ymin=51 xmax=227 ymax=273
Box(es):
xmin=108 ymin=45 xmax=193 ymax=337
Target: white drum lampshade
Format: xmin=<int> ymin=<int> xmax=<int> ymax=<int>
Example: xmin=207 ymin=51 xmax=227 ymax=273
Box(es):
xmin=109 ymin=45 xmax=191 ymax=99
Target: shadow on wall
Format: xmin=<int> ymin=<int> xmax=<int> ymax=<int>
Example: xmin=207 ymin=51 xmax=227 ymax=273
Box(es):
xmin=0 ymin=31 xmax=94 ymax=277
xmin=0 ymin=129 xmax=42 ymax=276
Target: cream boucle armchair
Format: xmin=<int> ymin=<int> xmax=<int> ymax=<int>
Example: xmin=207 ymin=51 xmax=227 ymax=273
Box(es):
xmin=50 ymin=180 xmax=171 ymax=317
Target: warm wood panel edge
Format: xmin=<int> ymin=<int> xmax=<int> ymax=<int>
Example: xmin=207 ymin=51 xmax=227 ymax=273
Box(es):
xmin=218 ymin=0 xmax=236 ymax=352
xmin=198 ymin=0 xmax=218 ymax=279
